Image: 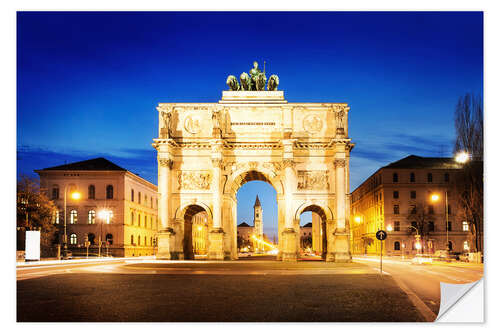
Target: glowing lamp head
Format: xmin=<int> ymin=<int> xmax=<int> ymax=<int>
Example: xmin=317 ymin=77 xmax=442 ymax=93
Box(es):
xmin=455 ymin=151 xmax=469 ymax=164
xmin=415 ymin=242 xmax=422 ymax=250
xmin=70 ymin=191 xmax=81 ymax=200
xmin=354 ymin=216 xmax=362 ymax=223
xmin=98 ymin=210 xmax=113 ymax=220
xmin=387 ymin=225 xmax=393 ymax=232
xmin=430 ymin=194 xmax=439 ymax=202
xmin=197 ymin=226 xmax=202 ymax=231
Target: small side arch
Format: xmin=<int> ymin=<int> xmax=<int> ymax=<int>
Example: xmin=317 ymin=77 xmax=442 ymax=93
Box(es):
xmin=174 ymin=201 xmax=213 ymax=221
xmin=294 ymin=201 xmax=334 ymax=221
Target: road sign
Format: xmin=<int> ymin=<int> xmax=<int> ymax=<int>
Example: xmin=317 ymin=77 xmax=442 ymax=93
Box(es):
xmin=376 ymin=230 xmax=387 ymax=241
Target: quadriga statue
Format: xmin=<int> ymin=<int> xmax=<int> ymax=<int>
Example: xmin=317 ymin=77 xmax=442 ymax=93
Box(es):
xmin=226 ymin=61 xmax=280 ymax=91
xmin=267 ymin=74 xmax=279 ymax=91
xmin=226 ymin=75 xmax=240 ymax=91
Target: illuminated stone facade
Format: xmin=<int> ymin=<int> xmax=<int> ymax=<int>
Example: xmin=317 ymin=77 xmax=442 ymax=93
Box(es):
xmin=153 ymin=90 xmax=353 ymax=261
xmin=36 ymin=158 xmax=158 ymax=257
xmin=350 ymin=155 xmax=470 ymax=256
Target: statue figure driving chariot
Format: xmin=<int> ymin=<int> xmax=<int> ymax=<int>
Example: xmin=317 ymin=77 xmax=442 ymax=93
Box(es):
xmin=226 ymin=61 xmax=279 ymax=91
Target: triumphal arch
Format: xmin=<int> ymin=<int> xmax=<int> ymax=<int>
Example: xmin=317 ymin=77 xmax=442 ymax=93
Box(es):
xmin=153 ymin=62 xmax=354 ymax=262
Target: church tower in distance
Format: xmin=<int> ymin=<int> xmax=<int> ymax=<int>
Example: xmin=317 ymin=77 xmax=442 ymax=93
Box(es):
xmin=253 ymin=195 xmax=264 ymax=251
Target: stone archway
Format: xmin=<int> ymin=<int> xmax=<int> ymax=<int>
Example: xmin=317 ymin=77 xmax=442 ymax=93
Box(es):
xmin=295 ymin=203 xmax=331 ymax=259
xmin=153 ymin=87 xmax=354 ymax=262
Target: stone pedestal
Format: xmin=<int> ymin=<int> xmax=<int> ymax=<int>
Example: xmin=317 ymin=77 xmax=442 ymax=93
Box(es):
xmin=281 ymin=228 xmax=298 ymax=261
xmin=156 ymin=228 xmax=175 ymax=260
xmin=333 ymin=231 xmax=352 ymax=263
xmin=208 ymin=228 xmax=225 ymax=260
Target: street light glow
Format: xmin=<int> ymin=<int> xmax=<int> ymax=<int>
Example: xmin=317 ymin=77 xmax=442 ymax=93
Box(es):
xmin=197 ymin=226 xmax=203 ymax=231
xmin=415 ymin=242 xmax=422 ymax=250
xmin=98 ymin=210 xmax=113 ymax=221
xmin=70 ymin=191 xmax=81 ymax=200
xmin=387 ymin=225 xmax=393 ymax=232
xmin=455 ymin=151 xmax=469 ymax=164
xmin=354 ymin=216 xmax=361 ymax=223
xmin=430 ymin=194 xmax=439 ymax=202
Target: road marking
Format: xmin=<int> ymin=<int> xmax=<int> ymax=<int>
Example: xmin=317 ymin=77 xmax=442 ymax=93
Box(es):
xmin=391 ymin=274 xmax=437 ymax=322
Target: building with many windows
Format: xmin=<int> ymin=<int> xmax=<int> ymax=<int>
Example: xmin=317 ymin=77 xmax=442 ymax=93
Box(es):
xmin=35 ymin=157 xmax=158 ymax=257
xmin=350 ymin=155 xmax=470 ymax=257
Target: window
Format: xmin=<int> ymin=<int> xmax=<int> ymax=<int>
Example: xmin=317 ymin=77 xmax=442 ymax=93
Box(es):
xmin=70 ymin=210 xmax=78 ymax=224
xmin=410 ymin=172 xmax=415 ymax=183
xmin=448 ymin=241 xmax=453 ymax=251
xmin=131 ymin=235 xmax=134 ymax=245
xmin=447 ymin=205 xmax=452 ymax=214
xmin=131 ymin=211 xmax=135 ymax=225
xmin=88 ymin=210 xmax=96 ymax=224
xmin=393 ymin=205 xmax=400 ymax=214
xmin=88 ymin=185 xmax=95 ymax=199
xmin=52 ymin=185 xmax=60 ymax=200
xmin=410 ymin=191 xmax=416 ymax=199
xmin=463 ymin=241 xmax=469 ymax=251
xmin=428 ymin=205 xmax=434 ymax=214
xmin=427 ymin=173 xmax=433 ymax=183
xmin=138 ymin=214 xmax=141 ymax=227
xmin=106 ymin=233 xmax=113 ymax=245
xmin=88 ymin=233 xmax=96 ymax=245
xmin=70 ymin=233 xmax=77 ymax=245
xmin=138 ymin=236 xmax=141 ymax=246
xmin=393 ymin=173 xmax=398 ymax=183
xmin=394 ymin=241 xmax=401 ymax=251
xmin=138 ymin=192 xmax=141 ymax=204
xmin=53 ymin=210 xmax=60 ymax=224
xmin=106 ymin=185 xmax=113 ymax=199
xmin=410 ymin=205 xmax=417 ymax=214
xmin=447 ymin=221 xmax=452 ymax=231
xmin=394 ymin=221 xmax=400 ymax=231
xmin=428 ymin=221 xmax=434 ymax=232
xmin=393 ymin=191 xmax=399 ymax=199
xmin=131 ymin=189 xmax=134 ymax=202
xmin=463 ymin=221 xmax=469 ymax=231
xmin=151 ymin=197 xmax=153 ymax=208
xmin=145 ymin=195 xmax=148 ymax=206
xmin=444 ymin=173 xmax=450 ymax=182
xmin=256 ymin=213 xmax=259 ymax=218
xmin=151 ymin=237 xmax=153 ymax=246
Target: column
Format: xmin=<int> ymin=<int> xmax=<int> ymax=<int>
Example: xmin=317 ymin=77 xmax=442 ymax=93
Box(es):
xmin=157 ymin=156 xmax=175 ymax=259
xmin=332 ymin=158 xmax=351 ymax=262
xmin=208 ymin=141 xmax=225 ymax=260
xmin=281 ymin=157 xmax=298 ymax=261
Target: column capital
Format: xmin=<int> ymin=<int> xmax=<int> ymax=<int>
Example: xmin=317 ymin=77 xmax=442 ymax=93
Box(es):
xmin=211 ymin=158 xmax=223 ymax=168
xmin=334 ymin=158 xmax=346 ymax=168
xmin=283 ymin=159 xmax=295 ymax=169
xmin=158 ymin=157 xmax=173 ymax=169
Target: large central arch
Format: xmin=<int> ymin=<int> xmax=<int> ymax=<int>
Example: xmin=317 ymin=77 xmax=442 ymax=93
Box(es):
xmin=153 ymin=89 xmax=354 ymax=262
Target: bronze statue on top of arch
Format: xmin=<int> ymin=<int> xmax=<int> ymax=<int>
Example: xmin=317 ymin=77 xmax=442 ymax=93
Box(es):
xmin=226 ymin=61 xmax=279 ymax=91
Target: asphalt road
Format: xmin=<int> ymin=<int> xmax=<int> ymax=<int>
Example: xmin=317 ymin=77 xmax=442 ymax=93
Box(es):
xmin=353 ymin=256 xmax=484 ymax=315
xmin=17 ymin=258 xmax=423 ymax=322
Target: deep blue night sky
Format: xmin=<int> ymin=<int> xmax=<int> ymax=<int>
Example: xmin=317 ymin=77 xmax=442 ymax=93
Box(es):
xmin=17 ymin=12 xmax=483 ymax=238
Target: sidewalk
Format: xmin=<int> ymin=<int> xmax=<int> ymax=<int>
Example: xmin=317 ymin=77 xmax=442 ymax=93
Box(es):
xmin=353 ymin=255 xmax=484 ymax=269
xmin=16 ymin=256 xmax=155 ymax=267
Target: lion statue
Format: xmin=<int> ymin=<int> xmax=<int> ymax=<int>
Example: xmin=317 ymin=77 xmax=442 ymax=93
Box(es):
xmin=226 ymin=75 xmax=240 ymax=91
xmin=254 ymin=73 xmax=267 ymax=91
xmin=239 ymin=72 xmax=251 ymax=91
xmin=267 ymin=74 xmax=279 ymax=91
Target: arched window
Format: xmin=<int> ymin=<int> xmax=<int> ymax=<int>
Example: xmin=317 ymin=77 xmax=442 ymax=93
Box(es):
xmin=410 ymin=172 xmax=415 ymax=183
xmin=150 ymin=237 xmax=153 ymax=246
xmin=138 ymin=214 xmax=141 ymax=227
xmin=106 ymin=185 xmax=113 ymax=199
xmin=70 ymin=210 xmax=78 ymax=224
xmin=131 ymin=234 xmax=134 ymax=245
xmin=131 ymin=189 xmax=134 ymax=202
xmin=394 ymin=241 xmax=400 ymax=251
xmin=70 ymin=233 xmax=77 ymax=245
xmin=138 ymin=235 xmax=141 ymax=246
xmin=131 ymin=211 xmax=135 ymax=225
xmin=393 ymin=173 xmax=398 ymax=183
xmin=138 ymin=192 xmax=141 ymax=204
xmin=88 ymin=233 xmax=96 ymax=245
xmin=88 ymin=210 xmax=96 ymax=224
xmin=88 ymin=185 xmax=95 ymax=199
xmin=106 ymin=233 xmax=113 ymax=245
xmin=52 ymin=185 xmax=60 ymax=200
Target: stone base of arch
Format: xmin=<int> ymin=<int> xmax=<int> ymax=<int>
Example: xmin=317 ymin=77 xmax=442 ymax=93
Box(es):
xmin=208 ymin=228 xmax=225 ymax=260
xmin=156 ymin=228 xmax=176 ymax=260
xmin=329 ymin=231 xmax=352 ymax=263
xmin=281 ymin=228 xmax=298 ymax=262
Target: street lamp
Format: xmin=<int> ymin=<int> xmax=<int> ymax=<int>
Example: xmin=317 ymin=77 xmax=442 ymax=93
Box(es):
xmin=455 ymin=151 xmax=470 ymax=164
xmin=430 ymin=191 xmax=449 ymax=253
xmin=63 ymin=185 xmax=81 ymax=259
xmin=98 ymin=209 xmax=113 ymax=257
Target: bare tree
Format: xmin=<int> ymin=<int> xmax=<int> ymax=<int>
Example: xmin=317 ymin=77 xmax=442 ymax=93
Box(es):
xmin=406 ymin=203 xmax=434 ymax=253
xmin=453 ymin=93 xmax=483 ymax=254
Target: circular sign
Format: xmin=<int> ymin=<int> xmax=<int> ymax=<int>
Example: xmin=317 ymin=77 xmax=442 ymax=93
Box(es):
xmin=376 ymin=230 xmax=387 ymax=241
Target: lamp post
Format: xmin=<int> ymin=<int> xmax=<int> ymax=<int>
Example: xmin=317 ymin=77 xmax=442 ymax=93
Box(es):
xmin=408 ymin=225 xmax=421 ymax=255
xmin=431 ymin=191 xmax=449 ymax=253
xmin=353 ymin=214 xmax=365 ymax=255
xmin=98 ymin=210 xmax=113 ymax=257
xmin=63 ymin=186 xmax=81 ymax=259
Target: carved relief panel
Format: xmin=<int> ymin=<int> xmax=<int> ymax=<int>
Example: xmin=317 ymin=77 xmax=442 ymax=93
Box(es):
xmin=297 ymin=171 xmax=330 ymax=191
xmin=177 ymin=171 xmax=212 ymax=190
